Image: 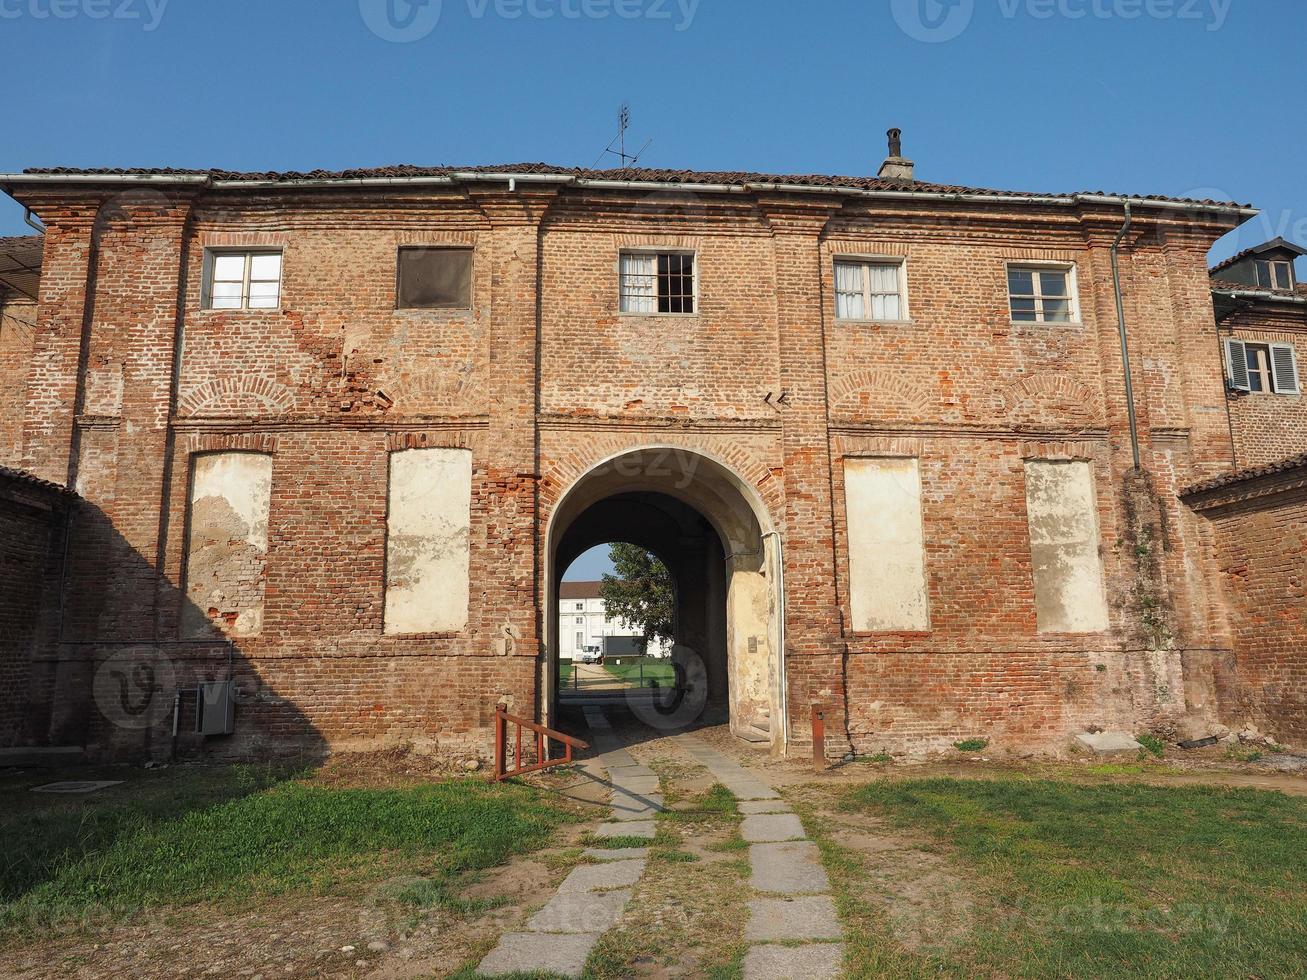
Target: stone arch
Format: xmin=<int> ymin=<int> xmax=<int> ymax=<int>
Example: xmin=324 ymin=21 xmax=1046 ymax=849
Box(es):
xmin=1000 ymin=375 xmax=1106 ymax=426
xmin=179 ymin=377 xmax=295 ymax=416
xmin=543 ymin=445 xmax=785 ymax=751
xmin=828 ymin=368 xmax=935 ymax=422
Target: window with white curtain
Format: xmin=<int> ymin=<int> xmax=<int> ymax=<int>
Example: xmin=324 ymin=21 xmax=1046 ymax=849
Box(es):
xmin=834 ymin=259 xmax=906 ymax=321
xmin=619 ymin=251 xmax=695 ymax=314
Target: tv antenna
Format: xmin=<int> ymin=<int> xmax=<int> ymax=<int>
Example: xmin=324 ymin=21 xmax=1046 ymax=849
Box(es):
xmin=595 ymin=103 xmax=652 ymax=168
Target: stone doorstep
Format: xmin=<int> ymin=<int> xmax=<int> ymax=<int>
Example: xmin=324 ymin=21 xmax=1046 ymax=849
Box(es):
xmin=526 ymin=888 xmax=632 ymax=934
xmin=745 ymin=896 xmax=842 ymax=942
xmin=582 ymin=847 xmax=649 ymax=861
xmin=595 ymin=820 xmax=656 ymax=839
xmin=557 ymin=859 xmax=646 ymax=893
xmin=749 ymin=841 xmax=832 ymax=895
xmin=742 ymin=942 xmax=843 ymax=980
xmin=738 ymin=799 xmax=793 ymax=815
xmin=741 ymin=813 xmax=806 ymax=843
xmin=478 ymin=932 xmax=599 ymax=979
xmin=1075 ymin=731 xmax=1144 ymax=754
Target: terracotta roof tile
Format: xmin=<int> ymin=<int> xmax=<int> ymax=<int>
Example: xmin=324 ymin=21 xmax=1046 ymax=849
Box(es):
xmin=0 ymin=464 xmax=74 ymax=497
xmin=14 ymin=163 xmax=1251 ymax=208
xmin=1182 ymin=453 xmax=1307 ymax=496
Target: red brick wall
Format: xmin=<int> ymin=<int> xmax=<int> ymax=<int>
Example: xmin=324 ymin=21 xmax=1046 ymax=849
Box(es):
xmin=1188 ymin=468 xmax=1307 ymax=746
xmin=0 ymin=293 xmax=37 ymax=465
xmin=1220 ymin=305 xmax=1307 ymax=468
xmin=3 ymin=180 xmax=1254 ymax=760
xmin=0 ymin=475 xmax=68 ymax=747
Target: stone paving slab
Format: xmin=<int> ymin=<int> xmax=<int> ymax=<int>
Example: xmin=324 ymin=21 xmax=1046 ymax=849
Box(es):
xmin=582 ymin=847 xmax=650 ymax=861
xmin=741 ymin=813 xmax=806 ymax=842
xmin=749 ymin=841 xmax=831 ymax=894
xmin=738 ymin=799 xmax=793 ymax=814
xmin=745 ymin=896 xmax=842 ymax=942
xmin=743 ymin=943 xmax=843 ymax=980
xmin=595 ymin=820 xmax=656 ymax=839
xmin=558 ymin=858 xmax=646 ymax=893
xmin=527 ymin=888 xmax=632 ymax=934
xmin=478 ymin=932 xmax=599 ymax=978
xmin=610 ymin=775 xmax=661 ymax=793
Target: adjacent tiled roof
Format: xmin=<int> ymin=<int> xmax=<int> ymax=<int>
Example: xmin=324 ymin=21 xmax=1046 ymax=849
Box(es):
xmin=0 ymin=235 xmax=43 ymax=251
xmin=559 ymin=581 xmax=604 ymax=600
xmin=0 ymin=464 xmax=74 ymax=497
xmin=1210 ymin=278 xmax=1307 ymax=300
xmin=1209 ymin=237 xmax=1307 ymax=275
xmin=13 ymin=163 xmax=1252 ymax=208
xmin=1182 ymin=452 xmax=1307 ymax=497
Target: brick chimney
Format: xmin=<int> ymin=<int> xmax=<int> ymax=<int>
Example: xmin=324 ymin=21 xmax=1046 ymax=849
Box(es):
xmin=877 ymin=128 xmax=915 ymax=183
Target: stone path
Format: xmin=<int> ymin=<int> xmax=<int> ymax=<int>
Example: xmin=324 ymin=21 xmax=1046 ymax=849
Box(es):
xmin=677 ymin=733 xmax=845 ymax=980
xmin=476 ymin=708 xmax=661 ymax=978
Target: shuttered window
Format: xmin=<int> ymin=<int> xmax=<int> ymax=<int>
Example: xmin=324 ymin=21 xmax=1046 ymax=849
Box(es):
xmin=1226 ymin=339 xmax=1300 ymax=395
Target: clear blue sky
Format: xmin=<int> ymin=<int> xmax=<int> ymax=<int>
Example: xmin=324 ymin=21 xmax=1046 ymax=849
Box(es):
xmin=1 ymin=0 xmax=1302 ymax=263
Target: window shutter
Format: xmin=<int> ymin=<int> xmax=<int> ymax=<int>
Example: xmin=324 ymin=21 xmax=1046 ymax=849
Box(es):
xmin=1271 ymin=343 xmax=1300 ymax=395
xmin=1225 ymin=339 xmax=1250 ymax=391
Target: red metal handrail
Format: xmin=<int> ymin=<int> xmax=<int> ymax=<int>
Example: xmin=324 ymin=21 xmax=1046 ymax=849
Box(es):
xmin=493 ymin=706 xmax=589 ymax=782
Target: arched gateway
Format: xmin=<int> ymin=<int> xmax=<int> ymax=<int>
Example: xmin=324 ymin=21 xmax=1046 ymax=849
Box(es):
xmin=544 ymin=447 xmax=787 ymax=751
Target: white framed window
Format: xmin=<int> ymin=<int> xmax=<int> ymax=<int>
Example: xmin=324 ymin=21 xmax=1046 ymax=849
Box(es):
xmin=575 ymin=616 xmax=584 ymax=624
xmin=576 ymin=602 xmax=584 ymax=610
xmin=834 ymin=258 xmax=908 ymax=321
xmin=203 ymin=250 xmax=282 ymax=310
xmin=1007 ymin=264 xmax=1078 ymax=324
xmin=1225 ymin=339 xmax=1300 ymax=395
xmin=619 ymin=251 xmax=695 ymax=314
xmin=576 ymin=631 xmax=584 ymax=648
xmin=1255 ymin=259 xmax=1295 ymax=291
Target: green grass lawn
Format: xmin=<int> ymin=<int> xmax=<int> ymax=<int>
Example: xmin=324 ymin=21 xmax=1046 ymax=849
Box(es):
xmin=0 ymin=764 xmax=578 ymax=938
xmin=558 ymin=662 xmax=574 ymax=685
xmin=829 ymin=777 xmax=1307 ymax=978
xmin=603 ymin=657 xmax=677 ymax=688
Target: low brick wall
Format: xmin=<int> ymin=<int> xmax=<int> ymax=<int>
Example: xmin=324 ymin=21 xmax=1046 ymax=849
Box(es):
xmin=0 ymin=467 xmax=70 ymax=747
xmin=1184 ymin=455 xmax=1307 ymax=745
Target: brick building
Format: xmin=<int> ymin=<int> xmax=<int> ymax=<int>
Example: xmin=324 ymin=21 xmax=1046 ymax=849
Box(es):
xmin=0 ymin=141 xmax=1300 ymax=761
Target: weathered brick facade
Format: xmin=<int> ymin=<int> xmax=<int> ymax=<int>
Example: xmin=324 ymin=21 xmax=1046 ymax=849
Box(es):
xmin=1184 ymin=457 xmax=1307 ymax=744
xmin=0 ymin=161 xmax=1290 ymax=760
xmin=0 ymin=467 xmax=70 ymax=746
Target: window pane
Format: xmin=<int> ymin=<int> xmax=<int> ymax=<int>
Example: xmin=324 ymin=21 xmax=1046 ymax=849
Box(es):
xmin=1042 ymin=298 xmax=1071 ymax=322
xmin=880 ymin=293 xmax=902 ymax=320
xmin=657 ymin=253 xmax=694 ymax=314
xmin=868 ymin=263 xmax=900 ymax=294
xmin=212 ymin=254 xmax=246 ymax=282
xmin=210 ymin=281 xmax=242 ymax=308
xmin=620 ymin=253 xmax=656 ymax=312
xmin=1039 ymin=271 xmax=1068 ymax=296
xmin=249 ymin=253 xmax=281 ymax=281
xmin=247 ymin=281 xmax=280 ymax=308
xmin=1275 ymin=263 xmax=1293 ymax=290
xmin=1010 ymin=297 xmax=1037 ymax=321
xmin=1255 ymin=261 xmax=1273 ymax=288
xmin=836 ymin=291 xmax=864 ymax=320
xmin=398 ymin=248 xmax=473 ymax=309
xmin=1008 ymin=269 xmax=1034 ymax=296
xmin=1246 ymin=348 xmax=1265 ymax=392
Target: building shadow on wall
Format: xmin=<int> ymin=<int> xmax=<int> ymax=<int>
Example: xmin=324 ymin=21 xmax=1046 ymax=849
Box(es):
xmin=20 ymin=493 xmax=326 ymax=767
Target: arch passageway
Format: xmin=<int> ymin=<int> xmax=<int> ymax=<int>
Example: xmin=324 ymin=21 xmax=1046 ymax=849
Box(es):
xmin=545 ymin=448 xmax=785 ymax=749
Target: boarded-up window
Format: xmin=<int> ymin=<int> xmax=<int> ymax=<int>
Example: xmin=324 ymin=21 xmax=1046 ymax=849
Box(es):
xmin=1024 ymin=460 xmax=1109 ymax=633
xmin=384 ymin=448 xmax=472 ymax=634
xmin=845 ymin=457 xmax=930 ymax=631
xmin=397 ymin=247 xmax=473 ymax=309
xmin=183 ymin=453 xmax=273 ymax=638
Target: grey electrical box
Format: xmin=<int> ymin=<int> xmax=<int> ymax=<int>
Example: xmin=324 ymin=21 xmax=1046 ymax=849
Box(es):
xmin=195 ymin=681 xmax=236 ymax=736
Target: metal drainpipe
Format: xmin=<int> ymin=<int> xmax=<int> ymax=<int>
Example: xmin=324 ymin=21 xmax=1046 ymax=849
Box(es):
xmin=1111 ymin=202 xmax=1142 ymax=471
xmin=23 ymin=208 xmax=45 ymax=233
